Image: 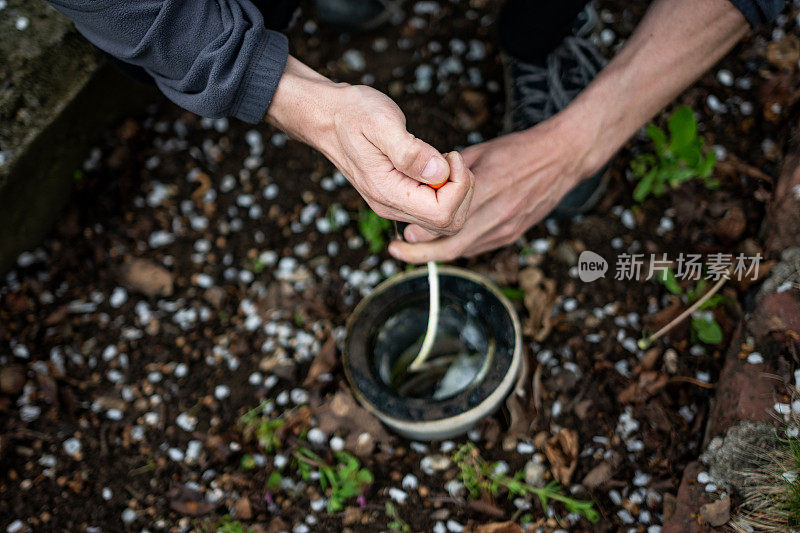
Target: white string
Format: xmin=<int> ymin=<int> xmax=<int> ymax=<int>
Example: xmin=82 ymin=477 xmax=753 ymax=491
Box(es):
xmin=409 ymin=261 xmax=440 ymax=371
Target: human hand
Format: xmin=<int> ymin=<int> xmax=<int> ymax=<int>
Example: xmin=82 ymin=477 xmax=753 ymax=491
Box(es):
xmin=388 ymin=115 xmax=600 ymax=263
xmin=266 ymin=57 xmax=474 ymax=234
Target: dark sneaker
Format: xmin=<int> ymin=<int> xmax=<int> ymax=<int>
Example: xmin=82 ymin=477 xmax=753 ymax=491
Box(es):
xmin=312 ymin=0 xmax=404 ymax=32
xmin=503 ymin=3 xmax=610 ymax=218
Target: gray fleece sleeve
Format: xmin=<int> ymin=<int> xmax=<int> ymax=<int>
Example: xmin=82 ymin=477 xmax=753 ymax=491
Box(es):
xmin=46 ymin=0 xmax=289 ymax=123
xmin=728 ymin=0 xmax=785 ymax=26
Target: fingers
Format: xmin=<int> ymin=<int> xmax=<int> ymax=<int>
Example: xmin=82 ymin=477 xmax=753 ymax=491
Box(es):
xmin=376 ymin=151 xmax=474 ymax=234
xmin=404 ymin=224 xmax=438 ymax=243
xmin=364 ymin=110 xmax=450 ymax=186
xmin=389 ymin=235 xmax=462 ymax=264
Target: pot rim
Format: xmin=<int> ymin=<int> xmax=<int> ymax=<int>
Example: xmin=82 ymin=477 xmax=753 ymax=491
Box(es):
xmin=343 ymin=265 xmax=523 ymax=437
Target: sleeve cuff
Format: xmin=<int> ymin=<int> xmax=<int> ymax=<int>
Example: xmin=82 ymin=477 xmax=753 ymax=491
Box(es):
xmin=231 ymin=28 xmax=289 ymax=124
xmin=727 ymin=0 xmax=785 ymax=27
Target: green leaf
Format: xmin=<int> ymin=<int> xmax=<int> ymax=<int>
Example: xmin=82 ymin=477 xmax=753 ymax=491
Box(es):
xmin=646 ymin=124 xmax=668 ymax=154
xmin=357 ymin=469 xmax=374 ymax=484
xmin=665 ymin=167 xmax=697 ymax=185
xmin=267 ymin=471 xmax=282 ymax=492
xmin=667 ymin=106 xmax=697 ymax=151
xmin=698 ymin=150 xmax=717 ymax=178
xmin=633 ymin=168 xmax=657 ymax=202
xmin=501 ymin=287 xmax=525 ymax=301
xmin=657 ymin=268 xmax=683 ymax=295
xmin=699 ymin=294 xmax=725 ymax=310
xmin=359 ymin=208 xmax=392 ymax=254
xmin=692 ymin=317 xmax=723 ymax=344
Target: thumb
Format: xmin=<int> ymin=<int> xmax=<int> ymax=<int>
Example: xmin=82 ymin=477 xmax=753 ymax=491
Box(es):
xmin=389 ymin=237 xmax=458 ymax=264
xmin=367 ymin=121 xmax=450 ymax=186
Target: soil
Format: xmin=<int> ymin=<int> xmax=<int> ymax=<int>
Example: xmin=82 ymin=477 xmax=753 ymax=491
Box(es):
xmin=1 ymin=0 xmax=800 ymax=532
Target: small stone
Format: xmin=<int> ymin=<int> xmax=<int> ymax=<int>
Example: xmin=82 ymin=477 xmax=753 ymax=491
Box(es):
xmin=63 ymin=437 xmax=82 ymax=458
xmin=746 ymin=352 xmax=764 ymax=364
xmin=401 ymin=474 xmax=418 ymax=490
xmin=118 ymin=258 xmax=173 ymax=297
xmin=121 ymin=509 xmax=137 ymax=524
xmin=516 ymin=442 xmax=535 ymax=454
xmin=582 ymin=462 xmax=612 ymax=489
xmin=388 ymin=488 xmax=408 ymax=503
xmin=307 ymin=428 xmax=326 ymax=445
xmin=699 ymin=495 xmax=730 ymax=527
xmin=354 ymin=432 xmax=375 ymax=456
xmin=342 ymin=49 xmax=366 ymax=71
xmin=446 ymin=519 xmax=463 ymax=532
xmin=214 ymin=385 xmax=230 ymax=400
xmin=168 ymin=448 xmax=185 ymax=462
xmin=310 ymin=499 xmax=325 ymax=512
xmin=716 ymin=69 xmax=734 ymax=87
xmin=6 ymin=520 xmax=24 ymax=533
xmin=109 ymin=287 xmax=128 ymax=308
xmin=621 ymin=210 xmax=636 ymax=229
xmin=235 ymin=497 xmax=253 ymax=520
xmin=599 ymin=28 xmax=615 ymax=46
xmin=531 ymin=238 xmax=550 ymax=254
xmin=176 ymin=413 xmax=198 ymax=432
xmin=524 ymin=461 xmax=546 ymax=487
xmin=330 ymin=436 xmax=345 ymax=451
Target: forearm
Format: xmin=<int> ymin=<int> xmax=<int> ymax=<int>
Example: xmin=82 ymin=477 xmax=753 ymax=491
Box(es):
xmin=557 ymin=0 xmax=749 ymax=177
xmin=264 ymin=56 xmax=344 ymax=153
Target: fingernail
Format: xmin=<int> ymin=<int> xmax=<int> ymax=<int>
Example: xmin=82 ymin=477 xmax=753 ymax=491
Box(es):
xmin=421 ymin=157 xmax=445 ymax=182
xmin=404 ymin=231 xmax=418 ymax=243
xmin=388 ymin=243 xmax=401 ymax=258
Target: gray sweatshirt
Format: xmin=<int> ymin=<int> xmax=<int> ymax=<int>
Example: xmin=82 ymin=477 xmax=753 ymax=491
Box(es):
xmin=45 ymin=0 xmax=785 ymax=124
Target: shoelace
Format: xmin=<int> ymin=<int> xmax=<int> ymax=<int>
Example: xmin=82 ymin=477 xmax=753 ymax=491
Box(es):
xmin=510 ymin=4 xmax=608 ymax=128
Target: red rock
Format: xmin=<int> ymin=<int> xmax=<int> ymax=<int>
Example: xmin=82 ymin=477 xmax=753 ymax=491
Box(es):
xmin=706 ymin=325 xmax=778 ymax=440
xmin=749 ymin=291 xmax=800 ymax=343
xmin=662 ymin=462 xmax=714 ymax=533
xmin=766 ymin=143 xmax=800 ymax=254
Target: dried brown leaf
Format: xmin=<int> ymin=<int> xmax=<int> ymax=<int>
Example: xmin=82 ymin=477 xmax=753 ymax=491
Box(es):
xmin=303 ymin=336 xmax=337 ymax=387
xmin=469 ymin=521 xmax=524 ymax=533
xmin=544 ymin=428 xmax=579 ymax=485
xmin=518 ymin=267 xmax=557 ymax=341
xmin=312 ymin=389 xmax=392 ymax=447
xmin=766 ymin=34 xmax=800 ymax=71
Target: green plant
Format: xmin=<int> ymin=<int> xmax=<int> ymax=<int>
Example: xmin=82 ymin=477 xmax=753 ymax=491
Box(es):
xmin=631 ymin=106 xmax=718 ymax=202
xmin=781 ymin=435 xmax=800 ymax=526
xmin=501 ymin=287 xmax=526 ymax=301
xmin=325 ymin=203 xmax=346 ymax=231
xmin=240 ymin=454 xmax=257 ymax=470
xmin=452 ymin=444 xmax=599 ymax=523
xmin=252 ymin=257 xmax=268 ymax=274
xmin=727 ymin=390 xmax=800 ymax=532
xmin=385 ymin=502 xmax=411 ymax=532
xmin=656 ymin=269 xmax=725 ymax=345
xmin=294 ymin=447 xmax=374 ymax=512
xmin=216 ymin=516 xmax=253 ymax=533
xmin=358 ymin=207 xmax=393 ymax=254
xmin=237 ymin=402 xmax=284 ymax=453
